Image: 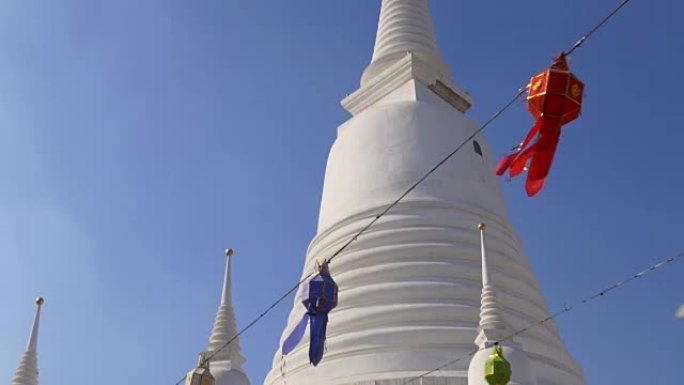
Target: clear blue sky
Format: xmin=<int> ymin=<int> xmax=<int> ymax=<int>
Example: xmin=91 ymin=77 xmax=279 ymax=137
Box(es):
xmin=1 ymin=1 xmax=682 ymax=384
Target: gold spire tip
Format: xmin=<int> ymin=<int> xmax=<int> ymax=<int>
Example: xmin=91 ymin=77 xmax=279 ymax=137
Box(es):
xmin=35 ymin=297 xmax=44 ymax=306
xmin=225 ymin=248 xmax=234 ymax=257
xmin=478 ymin=223 xmax=486 ymax=231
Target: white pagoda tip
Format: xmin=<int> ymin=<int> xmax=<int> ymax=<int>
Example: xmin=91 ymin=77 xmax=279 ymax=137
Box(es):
xmin=206 ymin=249 xmax=246 ymax=369
xmin=361 ymin=0 xmax=454 ymax=87
xmin=221 ymin=249 xmax=234 ymax=306
xmin=13 ymin=297 xmax=44 ymax=385
xmin=478 ymin=224 xmax=490 ymax=287
xmin=371 ymin=0 xmax=441 ymax=62
xmin=27 ymin=298 xmax=44 ymax=352
xmin=344 ymin=0 xmax=473 ymax=115
xmin=476 ymin=225 xmax=510 ymax=347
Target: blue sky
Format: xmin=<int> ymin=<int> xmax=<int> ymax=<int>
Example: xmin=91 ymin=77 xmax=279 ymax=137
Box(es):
xmin=1 ymin=1 xmax=682 ymax=384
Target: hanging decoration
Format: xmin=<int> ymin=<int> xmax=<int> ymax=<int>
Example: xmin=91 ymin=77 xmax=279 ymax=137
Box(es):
xmin=484 ymin=344 xmax=512 ymax=385
xmin=495 ymin=53 xmax=584 ymax=196
xmin=185 ymin=354 xmax=215 ymax=385
xmin=281 ymin=260 xmax=338 ymax=366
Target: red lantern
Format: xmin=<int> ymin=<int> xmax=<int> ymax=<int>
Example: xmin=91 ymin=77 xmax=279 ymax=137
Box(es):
xmin=495 ymin=53 xmax=584 ymax=196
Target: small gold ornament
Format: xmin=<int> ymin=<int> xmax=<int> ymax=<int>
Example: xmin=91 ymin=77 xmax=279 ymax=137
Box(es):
xmin=532 ymin=79 xmax=543 ymax=91
xmin=571 ymin=83 xmax=582 ymax=98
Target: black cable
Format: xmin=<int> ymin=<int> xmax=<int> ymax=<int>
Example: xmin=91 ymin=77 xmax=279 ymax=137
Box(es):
xmin=173 ymin=0 xmax=635 ymax=382
xmin=566 ymin=0 xmax=632 ymax=56
xmin=400 ymin=251 xmax=684 ymax=385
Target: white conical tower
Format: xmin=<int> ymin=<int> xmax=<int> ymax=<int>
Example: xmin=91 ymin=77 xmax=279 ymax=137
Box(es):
xmin=266 ymin=1 xmax=585 ymax=384
xmin=468 ymin=224 xmax=536 ymax=385
xmin=12 ymin=297 xmax=44 ymax=385
xmin=203 ymin=249 xmax=249 ymax=385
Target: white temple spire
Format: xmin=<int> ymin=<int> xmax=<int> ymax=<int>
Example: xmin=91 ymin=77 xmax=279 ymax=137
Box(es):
xmin=476 ymin=223 xmax=510 ymax=348
xmin=200 ymin=249 xmax=249 ymax=385
xmin=346 ymin=0 xmax=472 ymax=116
xmin=220 ymin=249 xmax=233 ymax=306
xmin=469 ymin=226 xmax=538 ymax=385
xmin=206 ymin=249 xmax=246 ymax=369
xmin=371 ymin=0 xmax=441 ymax=63
xmin=12 ymin=297 xmax=44 ymax=385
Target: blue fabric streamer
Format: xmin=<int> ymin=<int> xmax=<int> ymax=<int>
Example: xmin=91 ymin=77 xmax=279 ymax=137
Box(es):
xmin=308 ymin=310 xmax=329 ymax=366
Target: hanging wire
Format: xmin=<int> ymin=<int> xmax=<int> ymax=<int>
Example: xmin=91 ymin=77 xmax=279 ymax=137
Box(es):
xmin=399 ymin=250 xmax=684 ymax=385
xmin=566 ymin=0 xmax=632 ymax=56
xmin=172 ymin=1 xmax=635 ymax=383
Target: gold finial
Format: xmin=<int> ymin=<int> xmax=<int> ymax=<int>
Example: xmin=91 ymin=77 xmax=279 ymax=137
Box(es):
xmin=35 ymin=297 xmax=44 ymax=306
xmin=478 ymin=223 xmax=486 ymax=231
xmin=225 ymin=248 xmax=234 ymax=257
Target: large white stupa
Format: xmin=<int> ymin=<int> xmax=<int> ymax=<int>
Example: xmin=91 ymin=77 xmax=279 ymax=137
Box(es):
xmin=12 ymin=298 xmax=44 ymax=385
xmin=264 ymin=1 xmax=585 ymax=385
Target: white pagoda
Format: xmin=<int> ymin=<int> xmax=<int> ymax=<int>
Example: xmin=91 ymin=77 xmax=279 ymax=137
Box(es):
xmin=200 ymin=250 xmax=250 ymax=385
xmin=12 ymin=298 xmax=44 ymax=385
xmin=265 ymin=0 xmax=585 ymax=384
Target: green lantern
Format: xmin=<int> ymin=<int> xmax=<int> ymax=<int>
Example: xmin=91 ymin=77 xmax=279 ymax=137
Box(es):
xmin=484 ymin=344 xmax=512 ymax=385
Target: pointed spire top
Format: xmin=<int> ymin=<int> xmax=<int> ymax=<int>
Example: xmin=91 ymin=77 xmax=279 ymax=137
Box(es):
xmin=206 ymin=249 xmax=246 ymax=370
xmin=13 ymin=297 xmax=44 ymax=385
xmin=221 ymin=249 xmax=234 ymax=306
xmin=476 ymin=225 xmax=511 ymax=348
xmin=27 ymin=297 xmax=44 ymax=352
xmin=478 ymin=224 xmax=491 ymax=287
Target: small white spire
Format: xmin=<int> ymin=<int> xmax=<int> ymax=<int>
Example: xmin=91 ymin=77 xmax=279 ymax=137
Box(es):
xmin=476 ymin=224 xmax=511 ymax=348
xmin=12 ymin=297 xmax=44 ymax=385
xmin=220 ymin=249 xmax=234 ymax=306
xmin=206 ymin=249 xmax=246 ymax=369
xmin=469 ymin=225 xmax=539 ymax=385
